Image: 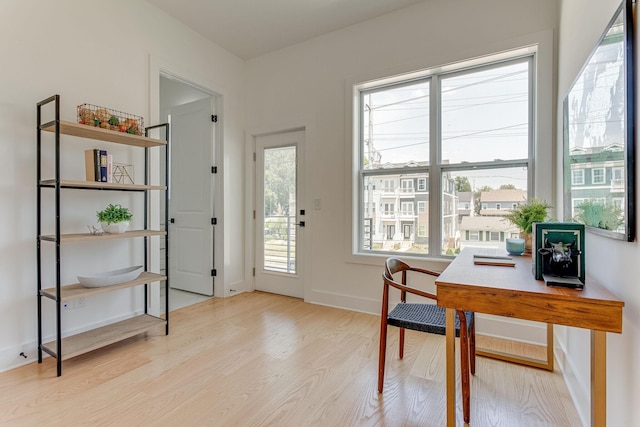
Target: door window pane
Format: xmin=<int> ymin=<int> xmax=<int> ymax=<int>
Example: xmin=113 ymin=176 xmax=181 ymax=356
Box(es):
xmin=263 ymin=146 xmax=297 ymax=273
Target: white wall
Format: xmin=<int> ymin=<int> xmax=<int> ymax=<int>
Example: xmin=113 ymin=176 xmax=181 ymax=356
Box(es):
xmin=558 ymin=1 xmax=640 ymax=425
xmin=245 ymin=0 xmax=558 ymax=313
xmin=3 ymin=0 xmax=634 ymax=423
xmin=0 ymin=0 xmax=246 ymax=372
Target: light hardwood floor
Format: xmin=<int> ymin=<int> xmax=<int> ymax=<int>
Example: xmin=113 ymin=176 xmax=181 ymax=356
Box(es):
xmin=0 ymin=292 xmax=581 ymax=426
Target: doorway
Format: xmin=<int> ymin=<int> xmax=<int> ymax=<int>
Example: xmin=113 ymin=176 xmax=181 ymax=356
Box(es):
xmin=160 ymin=75 xmax=217 ymax=307
xmin=255 ymin=130 xmax=305 ymax=298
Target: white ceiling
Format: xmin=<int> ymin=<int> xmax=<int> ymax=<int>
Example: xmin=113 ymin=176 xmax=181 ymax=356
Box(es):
xmin=147 ymin=0 xmax=428 ymax=60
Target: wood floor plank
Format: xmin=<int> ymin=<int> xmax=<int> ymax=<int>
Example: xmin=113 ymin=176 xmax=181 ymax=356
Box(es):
xmin=0 ymin=291 xmax=581 ymax=426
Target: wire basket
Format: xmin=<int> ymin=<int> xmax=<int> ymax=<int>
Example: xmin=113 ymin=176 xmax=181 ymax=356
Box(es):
xmin=77 ymin=103 xmax=144 ymax=136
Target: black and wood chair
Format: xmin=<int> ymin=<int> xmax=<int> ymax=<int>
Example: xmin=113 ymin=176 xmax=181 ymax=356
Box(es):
xmin=378 ymin=257 xmax=476 ymax=424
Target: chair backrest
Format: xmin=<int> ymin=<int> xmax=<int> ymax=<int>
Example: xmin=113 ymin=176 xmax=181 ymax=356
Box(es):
xmin=385 ymin=257 xmax=411 ymax=278
xmin=383 ymin=257 xmax=438 ymax=301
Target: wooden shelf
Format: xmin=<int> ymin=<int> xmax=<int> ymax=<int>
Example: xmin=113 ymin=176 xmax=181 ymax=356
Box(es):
xmin=42 ymin=314 xmax=166 ymax=360
xmin=40 ymin=229 xmax=166 ymax=242
xmin=41 ymin=272 xmax=167 ymax=301
xmin=36 ymin=96 xmax=169 ymax=376
xmin=39 ymin=179 xmax=166 ymax=191
xmin=40 ymin=120 xmax=166 ymax=148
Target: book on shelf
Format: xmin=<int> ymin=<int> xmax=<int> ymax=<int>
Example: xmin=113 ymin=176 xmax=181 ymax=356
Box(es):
xmin=84 ymin=149 xmax=109 ymax=182
xmin=107 ymin=154 xmax=113 ymax=183
xmin=84 ymin=149 xmax=95 ymax=181
xmin=84 ymin=149 xmax=102 ymax=181
xmin=98 ymin=149 xmax=108 ymax=182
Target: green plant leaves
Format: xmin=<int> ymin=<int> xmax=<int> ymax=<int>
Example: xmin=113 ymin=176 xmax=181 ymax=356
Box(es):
xmin=96 ymin=203 xmax=132 ymax=224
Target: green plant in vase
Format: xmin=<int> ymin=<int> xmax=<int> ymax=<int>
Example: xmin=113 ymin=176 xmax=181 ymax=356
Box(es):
xmin=97 ymin=203 xmax=132 ymax=233
xmin=503 ymin=198 xmax=551 ymax=254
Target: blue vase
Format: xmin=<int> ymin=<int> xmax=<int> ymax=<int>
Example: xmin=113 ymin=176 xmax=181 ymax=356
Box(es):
xmin=505 ymin=237 xmax=525 ymax=255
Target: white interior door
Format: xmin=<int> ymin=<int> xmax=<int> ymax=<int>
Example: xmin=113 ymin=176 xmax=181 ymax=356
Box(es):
xmin=255 ymin=130 xmax=305 ymax=298
xmin=168 ymin=97 xmax=215 ymax=296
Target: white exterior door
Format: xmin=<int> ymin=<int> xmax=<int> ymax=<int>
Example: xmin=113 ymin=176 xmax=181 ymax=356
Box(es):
xmin=255 ymin=130 xmax=305 ymax=298
xmin=168 ymin=97 xmax=215 ymax=296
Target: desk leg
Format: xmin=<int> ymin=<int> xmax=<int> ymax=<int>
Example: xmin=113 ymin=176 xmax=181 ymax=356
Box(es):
xmin=446 ymin=307 xmax=456 ymax=426
xmin=591 ymin=330 xmax=606 ymax=427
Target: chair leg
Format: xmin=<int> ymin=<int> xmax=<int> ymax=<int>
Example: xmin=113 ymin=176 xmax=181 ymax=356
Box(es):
xmin=378 ymin=317 xmax=388 ymax=393
xmin=457 ymin=311 xmax=471 ymax=424
xmin=399 ymin=328 xmax=405 ymax=359
xmin=470 ymin=316 xmax=476 ymax=375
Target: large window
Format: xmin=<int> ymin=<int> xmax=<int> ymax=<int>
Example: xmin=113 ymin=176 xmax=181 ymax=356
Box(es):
xmin=358 ymin=56 xmax=533 ymax=256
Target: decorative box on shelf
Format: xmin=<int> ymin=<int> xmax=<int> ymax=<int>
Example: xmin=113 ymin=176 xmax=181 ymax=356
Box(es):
xmin=77 ymin=103 xmax=144 ymax=136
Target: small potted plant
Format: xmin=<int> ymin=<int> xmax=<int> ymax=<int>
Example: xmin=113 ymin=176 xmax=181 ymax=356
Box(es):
xmin=503 ymin=198 xmax=551 ymax=254
xmin=97 ymin=203 xmax=132 ymax=234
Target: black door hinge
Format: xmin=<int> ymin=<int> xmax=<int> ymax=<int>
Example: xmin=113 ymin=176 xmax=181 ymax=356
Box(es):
xmin=211 ymin=218 xmax=217 ymax=225
xmin=211 ymin=115 xmax=218 ymax=123
xmin=211 ymin=269 xmax=217 ymax=277
xmin=211 ymin=166 xmax=217 ymax=174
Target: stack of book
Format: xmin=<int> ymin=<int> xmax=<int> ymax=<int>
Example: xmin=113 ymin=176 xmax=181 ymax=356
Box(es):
xmin=84 ymin=149 xmax=113 ymax=183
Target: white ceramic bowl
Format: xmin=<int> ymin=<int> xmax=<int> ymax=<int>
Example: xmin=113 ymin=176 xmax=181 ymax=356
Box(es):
xmin=78 ymin=265 xmax=144 ymax=287
xmin=101 ymin=221 xmax=130 ymax=234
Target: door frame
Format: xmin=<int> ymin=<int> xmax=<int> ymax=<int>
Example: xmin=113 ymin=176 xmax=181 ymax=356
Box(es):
xmin=254 ymin=130 xmax=306 ymax=298
xmin=150 ymin=56 xmax=224 ymax=306
xmin=247 ymin=125 xmax=308 ymax=300
xmin=164 ymin=96 xmax=216 ymax=296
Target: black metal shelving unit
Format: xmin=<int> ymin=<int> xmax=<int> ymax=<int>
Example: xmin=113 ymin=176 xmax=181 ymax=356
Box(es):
xmin=36 ymin=95 xmax=170 ymax=376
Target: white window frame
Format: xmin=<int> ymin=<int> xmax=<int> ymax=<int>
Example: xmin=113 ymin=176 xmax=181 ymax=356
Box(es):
xmin=400 ymin=202 xmax=414 ymax=215
xmin=592 ymin=168 xmax=606 ymax=185
xmin=613 ymin=167 xmax=623 ymax=181
xmin=572 ymin=169 xmax=585 ymax=185
xmin=417 ymin=201 xmax=426 ymax=214
xmin=400 ymin=179 xmax=414 ymax=193
xmin=349 ymin=44 xmax=547 ymax=261
xmin=417 ymin=178 xmax=427 ymax=192
xmin=469 ymin=231 xmax=479 ymax=241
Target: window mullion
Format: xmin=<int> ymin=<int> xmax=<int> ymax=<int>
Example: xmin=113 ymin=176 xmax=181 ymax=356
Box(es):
xmin=428 ymin=74 xmax=441 ymax=256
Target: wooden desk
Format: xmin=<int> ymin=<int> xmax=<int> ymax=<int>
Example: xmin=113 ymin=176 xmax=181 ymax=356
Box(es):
xmin=435 ymin=249 xmax=624 ymax=427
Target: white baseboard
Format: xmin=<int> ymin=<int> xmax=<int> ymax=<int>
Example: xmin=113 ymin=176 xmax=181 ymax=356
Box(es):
xmin=306 ymin=290 xmax=548 ymax=345
xmin=306 ymin=288 xmax=379 ymax=315
xmin=475 ymin=314 xmax=548 ymax=346
xmin=0 ymin=341 xmax=39 ymax=374
xmin=0 ymin=310 xmax=145 ymax=374
xmin=554 ymin=333 xmax=589 ymax=427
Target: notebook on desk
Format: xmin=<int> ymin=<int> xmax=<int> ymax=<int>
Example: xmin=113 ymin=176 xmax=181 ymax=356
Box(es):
xmin=473 ymin=254 xmax=516 ymax=267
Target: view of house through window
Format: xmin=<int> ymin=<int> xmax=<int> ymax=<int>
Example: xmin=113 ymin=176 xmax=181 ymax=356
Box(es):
xmin=263 ymin=145 xmax=297 ymax=272
xmin=358 ymin=56 xmax=532 ymax=256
